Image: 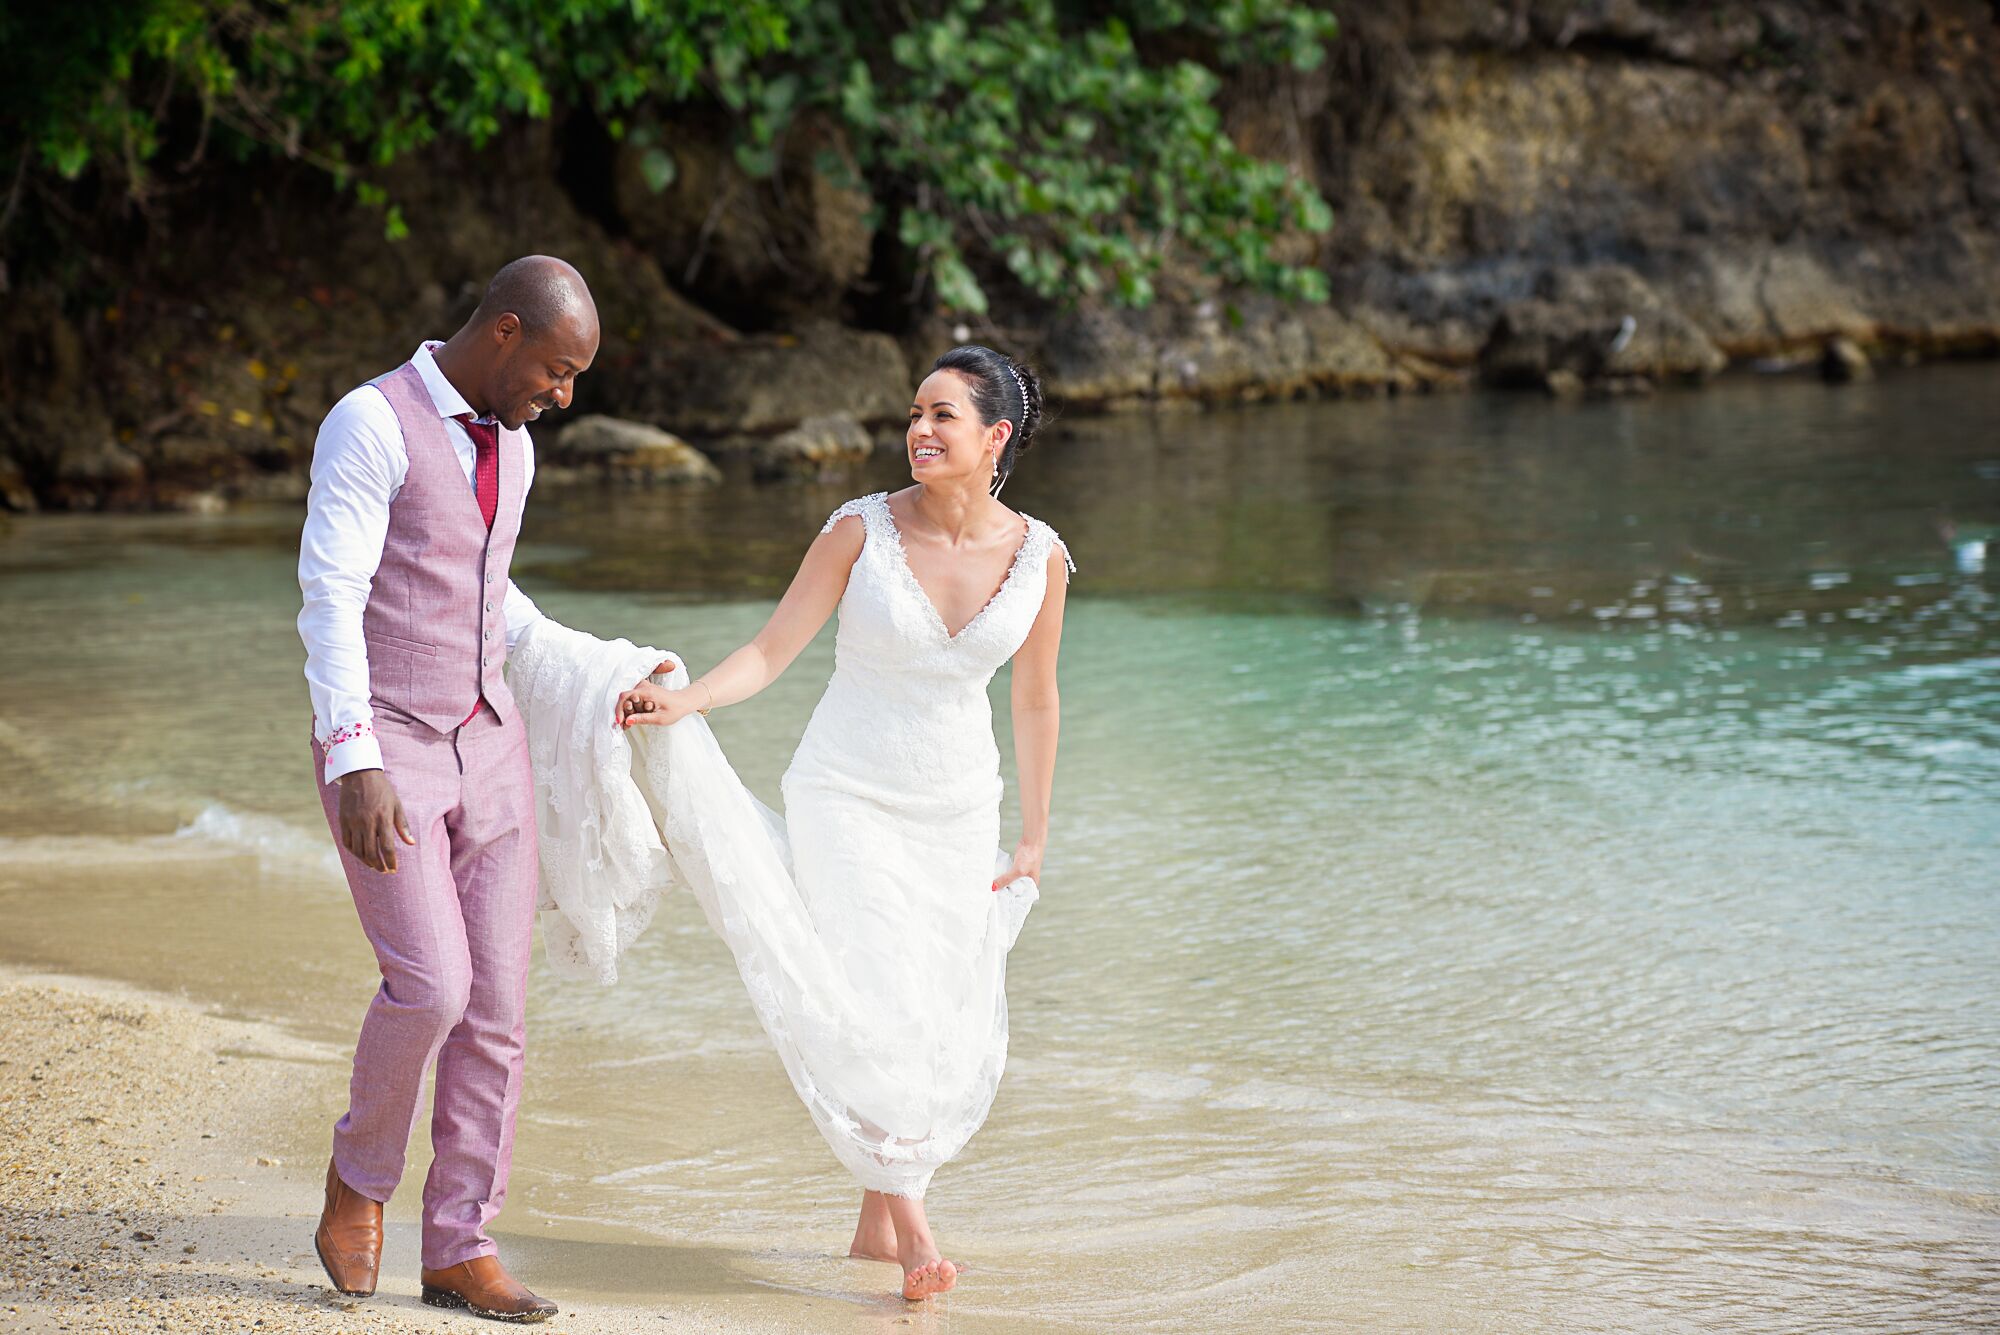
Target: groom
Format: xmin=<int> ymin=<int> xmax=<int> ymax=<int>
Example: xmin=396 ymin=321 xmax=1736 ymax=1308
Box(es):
xmin=297 ymin=256 xmax=659 ymax=1322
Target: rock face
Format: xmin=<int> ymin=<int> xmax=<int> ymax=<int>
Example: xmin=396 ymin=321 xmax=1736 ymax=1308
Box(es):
xmin=3 ymin=0 xmax=1998 ymax=510
xmin=0 ymin=122 xmax=738 ymax=511
xmin=626 ymin=323 xmax=912 ymax=440
xmin=1012 ymin=0 xmax=2000 ymax=409
xmin=548 ymin=415 xmax=721 ymax=485
xmin=1038 ymin=297 xmax=1422 ymax=407
xmin=751 ymin=413 xmax=875 ymax=482
xmin=612 ymin=113 xmax=874 ymax=324
xmin=1293 ymin=1 xmax=2000 ymax=371
xmin=1480 ymin=266 xmax=1727 ymax=391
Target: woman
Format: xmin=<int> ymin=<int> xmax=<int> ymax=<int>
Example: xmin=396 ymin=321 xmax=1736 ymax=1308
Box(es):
xmin=613 ymin=345 xmax=1071 ymax=1299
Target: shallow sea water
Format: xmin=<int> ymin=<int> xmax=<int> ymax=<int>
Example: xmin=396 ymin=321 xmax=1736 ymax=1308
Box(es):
xmin=1 ymin=366 xmax=1997 ymax=1331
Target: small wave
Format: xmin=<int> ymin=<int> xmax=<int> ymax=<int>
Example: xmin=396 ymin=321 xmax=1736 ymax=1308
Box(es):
xmin=175 ymin=803 xmax=342 ymax=880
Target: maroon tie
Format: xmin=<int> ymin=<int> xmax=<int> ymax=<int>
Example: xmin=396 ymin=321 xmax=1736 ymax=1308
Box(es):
xmin=456 ymin=414 xmax=499 ymax=530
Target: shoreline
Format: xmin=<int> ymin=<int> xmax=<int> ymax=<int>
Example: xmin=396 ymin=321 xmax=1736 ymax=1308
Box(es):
xmin=7 ymin=348 xmax=2000 ymax=516
xmin=0 ymin=967 xmax=818 ymax=1335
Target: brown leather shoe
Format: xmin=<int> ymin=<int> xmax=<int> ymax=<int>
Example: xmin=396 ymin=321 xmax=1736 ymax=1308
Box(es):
xmin=420 ymin=1254 xmax=558 ymax=1323
xmin=313 ymin=1158 xmax=382 ymax=1297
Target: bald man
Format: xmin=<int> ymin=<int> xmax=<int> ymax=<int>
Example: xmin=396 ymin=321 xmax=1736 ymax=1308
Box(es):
xmin=297 ymin=257 xmax=658 ymax=1321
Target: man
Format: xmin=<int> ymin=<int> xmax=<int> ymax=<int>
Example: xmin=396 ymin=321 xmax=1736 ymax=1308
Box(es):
xmin=298 ymin=256 xmax=663 ymax=1322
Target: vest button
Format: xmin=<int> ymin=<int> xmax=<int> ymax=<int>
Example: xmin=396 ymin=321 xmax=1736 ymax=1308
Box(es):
xmin=482 ymin=656 xmax=490 ymax=668
xmin=485 ymin=573 xmax=494 ymax=585
xmin=485 ymin=601 xmax=495 ymax=613
xmin=483 ymin=630 xmax=492 ymax=641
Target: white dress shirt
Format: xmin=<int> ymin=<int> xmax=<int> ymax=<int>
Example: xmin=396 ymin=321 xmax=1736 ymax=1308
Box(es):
xmin=299 ymin=341 xmax=547 ymax=782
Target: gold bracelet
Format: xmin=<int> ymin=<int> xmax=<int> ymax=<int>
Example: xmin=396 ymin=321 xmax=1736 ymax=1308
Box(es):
xmin=693 ymin=680 xmax=715 ymax=716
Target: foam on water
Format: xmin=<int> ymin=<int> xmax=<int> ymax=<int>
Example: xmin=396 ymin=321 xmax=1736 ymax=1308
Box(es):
xmin=176 ymin=802 xmax=343 ymax=880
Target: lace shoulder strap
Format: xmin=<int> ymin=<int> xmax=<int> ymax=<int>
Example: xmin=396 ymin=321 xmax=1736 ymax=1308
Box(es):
xmin=820 ymin=491 xmax=889 ymax=536
xmin=1020 ymin=514 xmax=1076 ymax=584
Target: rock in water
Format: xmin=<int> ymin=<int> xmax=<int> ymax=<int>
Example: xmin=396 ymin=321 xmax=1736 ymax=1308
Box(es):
xmin=1482 ymin=266 xmax=1727 ymax=391
xmin=551 ymin=416 xmax=721 ymax=485
xmin=1821 ymin=336 xmax=1874 ymax=384
xmin=0 ymin=456 xmax=34 ymax=512
xmin=752 ymin=414 xmax=874 ymax=482
xmin=632 ymin=324 xmax=911 ymax=439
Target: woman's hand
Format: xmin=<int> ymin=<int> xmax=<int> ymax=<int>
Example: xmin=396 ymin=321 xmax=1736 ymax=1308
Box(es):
xmin=615 ymin=681 xmax=699 ymax=729
xmin=993 ymin=840 xmax=1044 ymax=890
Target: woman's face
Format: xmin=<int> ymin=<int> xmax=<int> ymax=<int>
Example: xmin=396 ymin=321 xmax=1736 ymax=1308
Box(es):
xmin=908 ymin=370 xmax=1009 ymax=486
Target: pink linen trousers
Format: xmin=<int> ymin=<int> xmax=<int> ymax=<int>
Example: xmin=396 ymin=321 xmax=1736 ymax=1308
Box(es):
xmin=309 ymin=360 xmax=538 ymax=1271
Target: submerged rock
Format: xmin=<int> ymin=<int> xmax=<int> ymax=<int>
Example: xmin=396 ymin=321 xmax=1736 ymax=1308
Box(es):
xmin=56 ymin=433 xmax=143 ymax=485
xmin=752 ymin=413 xmax=874 ymax=482
xmin=1543 ymin=369 xmax=1585 ymax=398
xmin=0 ymin=457 xmax=34 ymax=512
xmin=1821 ymin=336 xmax=1875 ymax=384
xmin=550 ymin=415 xmax=721 ymax=485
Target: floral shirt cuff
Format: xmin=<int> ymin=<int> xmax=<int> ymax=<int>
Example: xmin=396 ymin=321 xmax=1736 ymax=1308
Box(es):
xmin=319 ymin=721 xmax=384 ymax=785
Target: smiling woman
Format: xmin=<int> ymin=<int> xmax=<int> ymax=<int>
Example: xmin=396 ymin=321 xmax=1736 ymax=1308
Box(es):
xmin=914 ymin=346 xmax=1046 ymax=498
xmin=586 ymin=342 xmax=1071 ymax=1301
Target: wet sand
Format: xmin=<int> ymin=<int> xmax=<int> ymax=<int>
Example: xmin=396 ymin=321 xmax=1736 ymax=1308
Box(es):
xmin=0 ymin=969 xmax=915 ymax=1335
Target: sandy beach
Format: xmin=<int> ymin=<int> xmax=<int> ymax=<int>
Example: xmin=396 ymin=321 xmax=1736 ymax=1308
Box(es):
xmin=0 ymin=970 xmax=858 ymax=1335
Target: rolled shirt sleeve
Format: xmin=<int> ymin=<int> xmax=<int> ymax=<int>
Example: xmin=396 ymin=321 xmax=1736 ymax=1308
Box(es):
xmin=298 ymin=387 xmax=402 ymax=783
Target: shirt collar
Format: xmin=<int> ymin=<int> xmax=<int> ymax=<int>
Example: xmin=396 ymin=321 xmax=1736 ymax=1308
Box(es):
xmin=410 ymin=341 xmax=487 ymax=423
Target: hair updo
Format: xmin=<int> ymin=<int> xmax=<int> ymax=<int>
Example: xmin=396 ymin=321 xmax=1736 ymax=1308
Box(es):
xmin=931 ymin=345 xmax=1045 ymax=494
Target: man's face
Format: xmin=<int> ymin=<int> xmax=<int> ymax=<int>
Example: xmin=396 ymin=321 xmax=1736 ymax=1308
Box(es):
xmin=491 ymin=310 xmax=599 ymax=431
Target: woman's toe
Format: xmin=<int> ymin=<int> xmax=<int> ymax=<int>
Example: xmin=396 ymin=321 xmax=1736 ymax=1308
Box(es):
xmin=903 ymin=1259 xmax=953 ymax=1300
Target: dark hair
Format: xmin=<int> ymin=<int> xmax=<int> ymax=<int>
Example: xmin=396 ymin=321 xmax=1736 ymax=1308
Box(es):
xmin=931 ymin=345 xmax=1045 ymax=492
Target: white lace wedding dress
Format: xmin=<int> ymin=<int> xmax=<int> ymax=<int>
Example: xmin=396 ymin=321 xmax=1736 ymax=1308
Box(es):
xmin=508 ymin=493 xmax=1071 ymax=1198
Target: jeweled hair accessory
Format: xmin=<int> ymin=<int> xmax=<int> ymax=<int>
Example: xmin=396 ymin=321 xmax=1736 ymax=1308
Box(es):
xmin=1004 ymin=362 xmax=1029 ymax=427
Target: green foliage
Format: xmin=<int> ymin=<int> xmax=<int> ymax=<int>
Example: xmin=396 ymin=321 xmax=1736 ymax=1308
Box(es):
xmin=810 ymin=0 xmax=1336 ymax=311
xmin=6 ymin=0 xmax=1337 ymax=315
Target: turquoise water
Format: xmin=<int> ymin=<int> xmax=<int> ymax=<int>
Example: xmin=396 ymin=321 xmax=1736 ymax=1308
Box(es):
xmin=1 ymin=366 xmax=1997 ymax=1330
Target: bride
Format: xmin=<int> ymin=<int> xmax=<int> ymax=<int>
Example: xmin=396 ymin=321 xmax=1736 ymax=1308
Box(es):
xmin=518 ymin=344 xmax=1070 ymax=1301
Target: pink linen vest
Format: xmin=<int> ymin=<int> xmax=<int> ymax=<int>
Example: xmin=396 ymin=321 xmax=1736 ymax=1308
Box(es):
xmin=361 ymin=361 xmax=525 ymax=732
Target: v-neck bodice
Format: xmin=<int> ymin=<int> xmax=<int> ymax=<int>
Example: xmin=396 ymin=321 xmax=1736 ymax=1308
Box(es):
xmin=877 ymin=498 xmax=1036 ymax=642
xmin=789 ymin=492 xmax=1073 ymax=812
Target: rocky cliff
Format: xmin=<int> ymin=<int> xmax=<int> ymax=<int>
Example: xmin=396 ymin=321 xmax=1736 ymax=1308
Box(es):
xmin=1042 ymin=0 xmax=2000 ymax=400
xmin=3 ymin=0 xmax=1995 ymax=510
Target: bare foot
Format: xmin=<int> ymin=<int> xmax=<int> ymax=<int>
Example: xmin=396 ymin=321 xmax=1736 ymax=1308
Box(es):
xmin=848 ymin=1191 xmax=898 ymax=1263
xmin=882 ymin=1189 xmax=959 ymax=1301
xmin=901 ymin=1255 xmax=958 ymax=1301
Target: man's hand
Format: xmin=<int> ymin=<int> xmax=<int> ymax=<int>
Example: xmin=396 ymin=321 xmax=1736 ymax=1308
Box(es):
xmin=338 ymin=769 xmax=416 ymax=873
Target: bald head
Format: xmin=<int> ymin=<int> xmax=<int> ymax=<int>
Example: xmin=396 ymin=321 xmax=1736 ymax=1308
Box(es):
xmin=437 ymin=255 xmax=601 ymax=430
xmin=474 ymin=255 xmax=597 ymax=342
